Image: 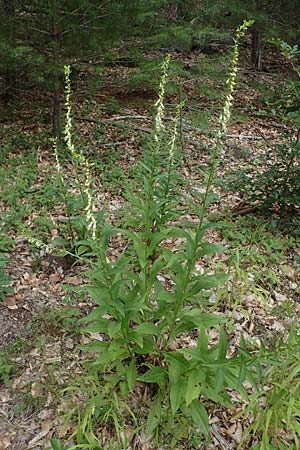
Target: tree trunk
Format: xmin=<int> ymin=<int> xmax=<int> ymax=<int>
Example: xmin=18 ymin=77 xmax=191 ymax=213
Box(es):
xmin=251 ymin=26 xmax=263 ymax=70
xmin=251 ymin=0 xmax=264 ymax=70
xmin=51 ymin=13 xmax=61 ymax=140
xmin=2 ymin=0 xmax=16 ymax=99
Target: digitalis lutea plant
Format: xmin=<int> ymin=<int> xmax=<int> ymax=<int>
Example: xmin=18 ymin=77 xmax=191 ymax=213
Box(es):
xmin=81 ymin=20 xmax=255 ymax=446
xmin=50 ymin=65 xmax=98 ymax=250
xmin=64 ymin=65 xmax=97 ymax=241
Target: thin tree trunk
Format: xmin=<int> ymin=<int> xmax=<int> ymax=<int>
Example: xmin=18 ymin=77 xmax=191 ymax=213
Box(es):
xmin=251 ymin=0 xmax=263 ymax=70
xmin=51 ymin=13 xmax=61 ymax=140
xmin=251 ymin=26 xmax=263 ymax=70
xmin=3 ymin=0 xmax=16 ymax=99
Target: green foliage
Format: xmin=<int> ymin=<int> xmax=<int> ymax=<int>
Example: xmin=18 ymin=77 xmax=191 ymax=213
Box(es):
xmin=125 ymin=57 xmax=188 ymax=96
xmin=242 ymin=325 xmax=300 ymax=449
xmin=0 ymin=230 xmax=13 ymax=301
xmin=0 ymin=253 xmax=13 ymax=301
xmin=145 ymin=23 xmax=233 ymax=55
xmin=0 ymin=145 xmax=38 ymax=210
xmin=104 ymin=97 xmax=121 ymax=115
xmin=0 ymin=351 xmax=14 ymax=384
xmin=145 ymin=24 xmax=193 ymax=52
xmin=50 ymin=439 xmax=68 ymax=450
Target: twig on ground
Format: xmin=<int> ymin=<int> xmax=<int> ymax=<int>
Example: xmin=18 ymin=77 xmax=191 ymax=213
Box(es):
xmin=210 ymin=424 xmax=233 ymax=450
xmin=99 ymin=141 xmax=129 ymax=147
xmin=225 ymin=134 xmax=264 ymax=140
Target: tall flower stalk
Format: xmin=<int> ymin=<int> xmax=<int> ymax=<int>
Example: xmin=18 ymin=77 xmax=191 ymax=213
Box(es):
xmin=198 ymin=19 xmax=254 ymax=230
xmin=165 ymin=19 xmax=254 ymax=348
xmin=63 ymin=65 xmax=97 ymax=241
xmin=157 ymin=100 xmax=185 ymax=226
xmin=143 ymin=55 xmax=171 ymax=241
xmin=154 ymin=55 xmax=170 ymax=143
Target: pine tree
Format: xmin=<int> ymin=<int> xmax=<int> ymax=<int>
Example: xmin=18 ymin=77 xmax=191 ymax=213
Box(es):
xmin=0 ymin=0 xmax=142 ymax=138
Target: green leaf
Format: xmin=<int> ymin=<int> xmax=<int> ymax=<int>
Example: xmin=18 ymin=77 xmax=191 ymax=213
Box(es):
xmin=185 ymin=372 xmax=201 ymax=406
xmin=139 ymin=366 xmax=168 ymax=383
xmin=215 ymin=367 xmax=225 ymax=392
xmin=182 ymin=310 xmax=224 ymax=328
xmin=170 ymin=380 xmax=184 ymax=415
xmin=126 ymin=360 xmax=137 ymax=391
xmin=80 ymin=306 xmax=112 ymax=322
xmin=198 ymin=329 xmax=208 ymax=353
xmin=237 ymin=364 xmax=246 ymax=390
xmin=197 ymin=242 xmax=223 ymax=258
xmin=165 ymin=352 xmax=189 ymax=369
xmin=125 ymin=194 xmax=145 ymax=210
xmin=50 ymin=438 xmax=66 ymax=450
xmin=148 ymin=232 xmax=168 ymax=253
xmin=80 ymin=341 xmax=109 ymax=353
xmin=201 ymin=385 xmax=232 ymax=407
xmin=87 ymin=286 xmax=110 ymax=306
xmin=84 ymin=317 xmax=110 ymax=334
xmin=149 ymin=256 xmax=166 ymax=280
xmin=107 ymin=320 xmax=121 ymax=338
xmin=134 ymin=335 xmax=155 ymax=354
xmin=168 ymin=358 xmax=185 ymax=415
xmin=128 ymin=330 xmax=144 ymax=348
xmin=218 ymin=327 xmax=228 ymax=360
xmin=189 ymin=273 xmax=228 ymax=295
xmin=146 ymin=394 xmax=162 ymax=436
xmin=188 ymin=400 xmax=210 ymax=434
xmin=99 ymin=347 xmax=128 ymax=366
xmin=121 ymin=231 xmax=147 ymax=267
xmin=135 ymin=322 xmax=158 ymax=335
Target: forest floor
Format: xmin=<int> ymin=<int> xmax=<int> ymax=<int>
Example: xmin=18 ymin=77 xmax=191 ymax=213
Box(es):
xmin=0 ymin=45 xmax=299 ymax=450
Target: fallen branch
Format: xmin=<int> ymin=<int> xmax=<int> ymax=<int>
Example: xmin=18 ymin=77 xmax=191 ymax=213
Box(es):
xmin=231 ymin=205 xmax=258 ymax=216
xmin=224 ymin=134 xmax=264 ymax=140
xmin=211 ymin=424 xmax=233 ymax=450
xmin=99 ymin=141 xmax=130 ymax=147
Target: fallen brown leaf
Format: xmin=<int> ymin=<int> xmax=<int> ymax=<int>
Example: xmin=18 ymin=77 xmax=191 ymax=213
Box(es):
xmin=64 ymin=275 xmax=83 ymax=285
xmin=3 ymin=295 xmax=18 ymax=310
